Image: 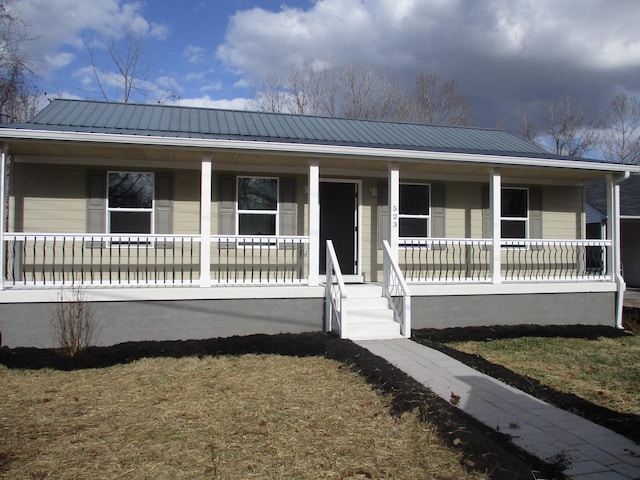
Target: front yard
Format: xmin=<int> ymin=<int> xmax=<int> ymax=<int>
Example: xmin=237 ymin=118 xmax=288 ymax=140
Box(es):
xmin=449 ymin=335 xmax=640 ymax=417
xmin=0 ymin=354 xmax=486 ymax=480
xmin=1 ymin=333 xmax=563 ymax=480
xmin=413 ymin=321 xmax=640 ymax=445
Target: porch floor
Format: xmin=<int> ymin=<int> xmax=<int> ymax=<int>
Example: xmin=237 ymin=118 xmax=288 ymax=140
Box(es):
xmin=356 ymin=338 xmax=640 ymax=480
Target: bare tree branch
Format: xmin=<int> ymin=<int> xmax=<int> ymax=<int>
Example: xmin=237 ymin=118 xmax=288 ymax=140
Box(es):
xmin=543 ymin=96 xmax=598 ymax=157
xmin=85 ymin=23 xmax=160 ymax=103
xmin=0 ymin=0 xmax=40 ymax=123
xmin=252 ymin=64 xmax=469 ymax=126
xmin=410 ymin=73 xmax=472 ymax=126
xmin=600 ymin=93 xmax=640 ymax=164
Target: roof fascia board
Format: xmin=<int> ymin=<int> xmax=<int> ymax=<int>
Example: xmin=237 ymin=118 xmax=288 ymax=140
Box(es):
xmin=2 ymin=128 xmax=640 ymax=174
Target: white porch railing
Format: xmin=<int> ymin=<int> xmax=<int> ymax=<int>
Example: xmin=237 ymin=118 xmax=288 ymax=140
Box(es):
xmin=211 ymin=235 xmax=308 ymax=285
xmin=2 ymin=233 xmax=309 ymax=288
xmin=382 ymin=240 xmax=411 ymax=338
xmin=399 ymin=238 xmax=612 ymax=283
xmin=400 ymin=238 xmax=492 ymax=283
xmin=325 ymin=240 xmax=347 ymax=338
xmin=500 ymin=239 xmax=610 ymax=282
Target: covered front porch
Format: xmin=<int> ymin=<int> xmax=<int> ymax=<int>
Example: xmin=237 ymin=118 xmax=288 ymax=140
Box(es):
xmin=0 ymin=132 xmax=631 ymax=344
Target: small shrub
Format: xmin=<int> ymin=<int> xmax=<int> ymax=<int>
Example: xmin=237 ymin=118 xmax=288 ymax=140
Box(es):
xmin=49 ymin=287 xmax=99 ymax=357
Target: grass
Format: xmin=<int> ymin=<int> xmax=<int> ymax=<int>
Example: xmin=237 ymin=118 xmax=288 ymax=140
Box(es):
xmin=449 ymin=334 xmax=640 ymax=417
xmin=0 ymin=354 xmax=488 ymax=480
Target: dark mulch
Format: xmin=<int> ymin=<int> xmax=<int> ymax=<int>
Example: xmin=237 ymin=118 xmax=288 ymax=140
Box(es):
xmin=413 ymin=323 xmax=640 ymax=446
xmin=0 ymin=331 xmax=569 ymax=480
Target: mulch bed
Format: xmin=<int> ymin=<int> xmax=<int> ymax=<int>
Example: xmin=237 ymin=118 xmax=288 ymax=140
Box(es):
xmin=0 ymin=330 xmax=574 ymax=480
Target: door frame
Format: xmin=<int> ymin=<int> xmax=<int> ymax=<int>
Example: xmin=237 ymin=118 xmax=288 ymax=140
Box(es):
xmin=320 ymin=178 xmax=363 ymax=282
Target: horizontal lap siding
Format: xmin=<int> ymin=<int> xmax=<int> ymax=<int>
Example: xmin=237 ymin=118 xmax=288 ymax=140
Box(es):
xmin=541 ymin=185 xmax=583 ymax=239
xmin=173 ymin=170 xmax=200 ymax=234
xmin=12 ymin=163 xmax=202 ymax=235
xmin=13 ymin=163 xmax=86 ymax=233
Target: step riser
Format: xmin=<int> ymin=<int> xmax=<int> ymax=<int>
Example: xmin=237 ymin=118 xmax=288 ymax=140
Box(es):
xmin=348 ymin=297 xmax=388 ymax=310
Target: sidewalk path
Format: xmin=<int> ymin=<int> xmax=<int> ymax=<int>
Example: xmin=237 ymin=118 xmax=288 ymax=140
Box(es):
xmin=356 ymin=338 xmax=640 ymax=480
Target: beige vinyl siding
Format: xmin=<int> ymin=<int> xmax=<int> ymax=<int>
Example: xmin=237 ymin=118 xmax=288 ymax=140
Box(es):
xmin=541 ymin=185 xmax=583 ymax=239
xmin=12 ymin=163 xmax=86 ymax=233
xmin=361 ymin=178 xmax=376 ymax=282
xmin=173 ymin=170 xmax=200 ymax=234
xmin=444 ymin=182 xmax=484 ymax=238
xmin=11 ymin=162 xmax=204 ymax=235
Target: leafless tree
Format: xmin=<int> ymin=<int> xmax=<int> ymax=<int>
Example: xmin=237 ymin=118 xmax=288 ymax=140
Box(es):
xmin=542 ymin=96 xmax=598 ymax=157
xmin=518 ymin=112 xmax=539 ymax=146
xmin=253 ymin=64 xmax=471 ymax=126
xmin=0 ymin=0 xmax=40 ymax=123
xmin=86 ymin=23 xmax=158 ymax=103
xmin=409 ymin=73 xmax=472 ymax=126
xmin=600 ymin=93 xmax=640 ymax=164
xmin=333 ymin=63 xmax=406 ymax=120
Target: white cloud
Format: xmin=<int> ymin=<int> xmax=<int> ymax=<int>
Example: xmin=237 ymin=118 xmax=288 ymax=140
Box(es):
xmin=44 ymin=52 xmax=75 ymax=69
xmin=175 ymin=96 xmax=253 ymax=110
xmin=184 ymin=45 xmax=207 ymax=64
xmin=14 ymin=0 xmax=168 ymax=75
xmin=216 ymin=0 xmax=640 ymax=77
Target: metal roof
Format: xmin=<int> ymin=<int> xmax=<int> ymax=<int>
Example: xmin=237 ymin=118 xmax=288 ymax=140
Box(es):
xmin=7 ymin=99 xmax=555 ymax=158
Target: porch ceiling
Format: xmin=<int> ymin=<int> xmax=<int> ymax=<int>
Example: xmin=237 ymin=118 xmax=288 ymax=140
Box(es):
xmin=4 ymin=137 xmax=620 ymax=182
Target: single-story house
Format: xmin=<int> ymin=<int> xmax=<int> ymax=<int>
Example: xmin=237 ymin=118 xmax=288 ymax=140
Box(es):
xmin=586 ymin=175 xmax=640 ymax=288
xmin=1 ymin=99 xmax=638 ymax=347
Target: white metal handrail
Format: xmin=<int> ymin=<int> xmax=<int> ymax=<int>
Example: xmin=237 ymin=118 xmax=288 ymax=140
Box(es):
xmin=2 ymin=233 xmax=310 ymax=288
xmin=500 ymin=238 xmax=611 ymax=282
xmin=325 ymin=240 xmax=347 ymax=338
xmin=383 ymin=240 xmax=411 ymax=338
xmin=399 ymin=237 xmax=612 ymax=283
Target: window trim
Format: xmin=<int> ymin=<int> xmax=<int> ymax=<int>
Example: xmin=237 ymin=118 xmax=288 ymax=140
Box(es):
xmin=501 ymin=186 xmax=529 ymax=242
xmin=106 ymin=171 xmax=155 ymax=243
xmin=399 ymin=182 xmax=431 ymax=241
xmin=235 ymin=176 xmax=279 ymax=239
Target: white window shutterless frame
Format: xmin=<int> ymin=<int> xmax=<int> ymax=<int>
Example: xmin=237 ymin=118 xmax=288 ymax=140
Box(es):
xmin=107 ymin=172 xmax=154 ymax=235
xmin=399 ymin=183 xmax=431 ymax=239
xmin=236 ymin=176 xmax=279 ymax=236
xmin=501 ymin=187 xmax=529 ymax=239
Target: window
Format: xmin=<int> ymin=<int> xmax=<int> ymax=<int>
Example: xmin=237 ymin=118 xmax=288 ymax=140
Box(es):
xmin=501 ymin=187 xmax=528 ymax=239
xmin=237 ymin=177 xmax=278 ymax=236
xmin=107 ymin=172 xmax=154 ymax=234
xmin=399 ymin=183 xmax=430 ymax=237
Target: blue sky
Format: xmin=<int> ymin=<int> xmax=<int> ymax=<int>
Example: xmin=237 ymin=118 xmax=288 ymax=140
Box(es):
xmin=11 ymin=0 xmax=640 ymax=130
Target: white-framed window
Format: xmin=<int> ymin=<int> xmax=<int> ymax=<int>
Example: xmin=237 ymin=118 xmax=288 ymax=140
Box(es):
xmin=236 ymin=176 xmax=278 ymax=236
xmin=501 ymin=187 xmax=528 ymax=239
xmin=399 ymin=183 xmax=431 ymax=238
xmin=107 ymin=172 xmax=154 ymax=234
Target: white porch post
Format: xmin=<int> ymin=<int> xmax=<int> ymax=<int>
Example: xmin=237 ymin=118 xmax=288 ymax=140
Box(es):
xmin=308 ymin=160 xmax=320 ymax=286
xmin=200 ymin=155 xmax=212 ymax=287
xmin=607 ymin=173 xmax=627 ymax=328
xmin=490 ymin=169 xmax=502 ymax=284
xmin=0 ymin=146 xmax=6 ymax=291
xmin=606 ymin=174 xmax=620 ymax=278
xmin=388 ymin=164 xmax=400 ymax=260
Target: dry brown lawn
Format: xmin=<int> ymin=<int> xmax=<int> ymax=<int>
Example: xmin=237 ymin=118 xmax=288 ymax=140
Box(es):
xmin=0 ymin=354 xmax=488 ymax=480
xmin=450 ymin=335 xmax=640 ymax=417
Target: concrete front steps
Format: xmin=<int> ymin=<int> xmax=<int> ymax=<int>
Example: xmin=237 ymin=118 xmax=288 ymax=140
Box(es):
xmin=343 ymin=284 xmax=404 ymax=340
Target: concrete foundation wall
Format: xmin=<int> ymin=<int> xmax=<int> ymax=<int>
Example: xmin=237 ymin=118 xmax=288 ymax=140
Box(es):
xmin=1 ymin=291 xmax=617 ymax=348
xmin=411 ymin=292 xmax=616 ymax=329
xmin=0 ymin=298 xmax=324 ymax=348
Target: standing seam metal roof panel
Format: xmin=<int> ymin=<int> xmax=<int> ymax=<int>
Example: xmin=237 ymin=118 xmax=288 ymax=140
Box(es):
xmin=10 ymin=99 xmax=569 ymax=158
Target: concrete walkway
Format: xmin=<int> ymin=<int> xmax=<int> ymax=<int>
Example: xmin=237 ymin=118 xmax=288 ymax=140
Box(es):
xmin=356 ymin=338 xmax=640 ymax=480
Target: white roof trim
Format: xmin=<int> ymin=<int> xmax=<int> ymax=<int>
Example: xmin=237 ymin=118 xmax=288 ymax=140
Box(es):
xmin=2 ymin=128 xmax=640 ymax=173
